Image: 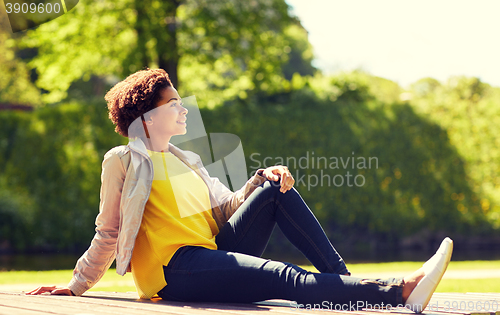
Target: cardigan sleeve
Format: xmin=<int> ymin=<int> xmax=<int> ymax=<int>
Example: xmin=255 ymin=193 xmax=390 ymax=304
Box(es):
xmin=199 ymin=164 xmax=267 ymax=220
xmin=68 ymin=150 xmax=125 ymax=296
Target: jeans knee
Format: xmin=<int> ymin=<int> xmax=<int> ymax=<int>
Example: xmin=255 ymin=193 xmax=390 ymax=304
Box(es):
xmin=262 ymin=180 xmax=282 ymax=195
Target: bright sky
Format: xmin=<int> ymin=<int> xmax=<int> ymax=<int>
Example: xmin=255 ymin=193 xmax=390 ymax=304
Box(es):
xmin=285 ymin=0 xmax=500 ymax=88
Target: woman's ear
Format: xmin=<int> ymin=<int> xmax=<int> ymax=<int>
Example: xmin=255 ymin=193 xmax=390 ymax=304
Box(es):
xmin=141 ymin=115 xmax=153 ymax=138
xmin=142 ymin=114 xmax=154 ymax=125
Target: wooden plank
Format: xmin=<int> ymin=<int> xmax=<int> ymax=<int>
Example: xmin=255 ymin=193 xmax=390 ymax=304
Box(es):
xmin=0 ymin=305 xmax=56 ymax=315
xmin=434 ymin=292 xmax=500 ymax=301
xmin=465 ymin=293 xmax=500 ymax=300
xmin=0 ymin=292 xmax=197 ymax=315
xmin=0 ymin=291 xmax=297 ymax=315
xmin=0 ymin=291 xmax=374 ymax=315
xmin=81 ymin=292 xmax=365 ymax=315
xmin=1 ymin=291 xmax=499 ymax=315
xmin=86 ymin=295 xmax=278 ymax=315
xmin=99 ymin=294 xmax=405 ymax=315
xmin=0 ymin=293 xmax=128 ymax=315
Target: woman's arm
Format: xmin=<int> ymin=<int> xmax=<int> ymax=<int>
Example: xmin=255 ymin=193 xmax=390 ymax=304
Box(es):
xmin=28 ymin=150 xmax=126 ymax=296
xmin=256 ymin=165 xmax=295 ymax=193
xmin=68 ymin=151 xmax=125 ymax=295
xmin=27 ymin=286 xmax=74 ymax=295
xmin=204 ymin=164 xmax=295 ymax=220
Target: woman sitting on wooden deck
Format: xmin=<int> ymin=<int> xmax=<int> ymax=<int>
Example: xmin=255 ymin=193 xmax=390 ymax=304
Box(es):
xmin=28 ymin=68 xmax=453 ymax=313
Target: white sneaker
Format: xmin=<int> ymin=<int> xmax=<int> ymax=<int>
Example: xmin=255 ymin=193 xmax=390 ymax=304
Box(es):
xmin=405 ymin=237 xmax=453 ymax=313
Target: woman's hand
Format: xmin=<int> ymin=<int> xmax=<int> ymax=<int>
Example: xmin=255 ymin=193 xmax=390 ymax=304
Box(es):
xmin=260 ymin=166 xmax=295 ymax=193
xmin=27 ymin=286 xmax=74 ymax=296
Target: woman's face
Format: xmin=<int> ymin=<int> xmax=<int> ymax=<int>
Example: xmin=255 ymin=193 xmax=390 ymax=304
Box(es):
xmin=145 ymin=86 xmax=188 ymax=139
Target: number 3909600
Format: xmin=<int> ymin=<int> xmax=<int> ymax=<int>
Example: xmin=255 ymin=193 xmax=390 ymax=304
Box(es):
xmin=5 ymin=2 xmax=61 ymax=14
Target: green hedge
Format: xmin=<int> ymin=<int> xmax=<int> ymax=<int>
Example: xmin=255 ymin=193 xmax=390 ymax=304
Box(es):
xmin=0 ymin=72 xmax=498 ymax=254
xmin=0 ymin=102 xmax=124 ymax=252
xmin=202 ymin=83 xmax=493 ymax=250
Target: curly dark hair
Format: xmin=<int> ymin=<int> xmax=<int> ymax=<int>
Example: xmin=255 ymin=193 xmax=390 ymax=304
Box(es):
xmin=105 ymin=68 xmax=173 ymax=137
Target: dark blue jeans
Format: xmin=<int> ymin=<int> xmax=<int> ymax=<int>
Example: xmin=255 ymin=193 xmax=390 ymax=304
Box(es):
xmin=158 ymin=181 xmax=404 ymax=306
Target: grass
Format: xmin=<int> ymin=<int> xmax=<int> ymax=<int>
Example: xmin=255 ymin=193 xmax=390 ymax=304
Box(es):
xmin=0 ymin=269 xmax=137 ymax=293
xmin=298 ymin=260 xmax=500 ymax=273
xmin=437 ymin=279 xmax=500 ymax=293
xmin=348 ymin=261 xmax=500 ymax=293
xmin=1 ymin=260 xmax=499 ymax=293
xmin=348 ymin=260 xmax=500 ymax=273
xmin=298 ymin=261 xmax=500 ymax=293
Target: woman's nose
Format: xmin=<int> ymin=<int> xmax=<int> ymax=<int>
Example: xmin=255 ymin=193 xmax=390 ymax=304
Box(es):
xmin=181 ymin=106 xmax=188 ymax=115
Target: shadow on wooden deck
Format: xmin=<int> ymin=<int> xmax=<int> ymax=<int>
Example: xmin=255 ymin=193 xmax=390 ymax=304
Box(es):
xmin=0 ymin=290 xmax=499 ymax=315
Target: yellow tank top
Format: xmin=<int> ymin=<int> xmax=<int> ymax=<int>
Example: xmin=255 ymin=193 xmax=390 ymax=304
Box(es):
xmin=130 ymin=150 xmax=218 ymax=299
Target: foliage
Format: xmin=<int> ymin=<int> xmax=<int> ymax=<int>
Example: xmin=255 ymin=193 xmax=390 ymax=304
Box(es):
xmin=15 ymin=0 xmax=312 ymax=107
xmin=0 ymin=176 xmax=34 ymax=251
xmin=201 ymin=72 xmax=493 ymax=251
xmin=410 ymin=76 xmax=500 ymax=228
xmin=0 ymin=102 xmax=124 ymax=251
xmin=19 ymin=0 xmax=136 ymax=103
xmin=178 ymin=0 xmax=309 ymax=107
xmin=281 ymin=23 xmax=316 ymax=81
xmin=0 ymin=12 xmax=41 ymax=106
xmin=0 ymin=71 xmax=498 ymax=255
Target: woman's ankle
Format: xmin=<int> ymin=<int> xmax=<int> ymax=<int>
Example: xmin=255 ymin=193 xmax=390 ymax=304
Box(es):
xmin=402 ymin=269 xmax=425 ymax=303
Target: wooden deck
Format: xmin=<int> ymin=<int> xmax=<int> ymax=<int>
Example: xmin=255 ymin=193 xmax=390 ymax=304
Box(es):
xmin=0 ymin=291 xmax=499 ymax=315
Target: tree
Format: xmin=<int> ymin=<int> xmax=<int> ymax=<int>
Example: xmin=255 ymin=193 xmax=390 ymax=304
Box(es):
xmin=18 ymin=0 xmax=313 ymax=106
xmin=127 ymin=0 xmax=182 ymax=86
xmin=410 ymin=76 xmax=500 ymax=229
xmin=0 ymin=12 xmax=41 ymax=106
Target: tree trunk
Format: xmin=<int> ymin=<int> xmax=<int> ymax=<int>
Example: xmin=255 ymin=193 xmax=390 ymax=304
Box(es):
xmin=134 ymin=0 xmax=150 ymax=69
xmin=157 ymin=1 xmax=181 ymax=88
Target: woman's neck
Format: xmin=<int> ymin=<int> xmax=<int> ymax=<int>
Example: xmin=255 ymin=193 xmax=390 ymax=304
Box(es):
xmin=143 ymin=136 xmax=171 ymax=152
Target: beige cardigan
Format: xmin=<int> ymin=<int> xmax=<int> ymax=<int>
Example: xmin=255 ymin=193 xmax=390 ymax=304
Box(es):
xmin=68 ymin=138 xmax=266 ymax=296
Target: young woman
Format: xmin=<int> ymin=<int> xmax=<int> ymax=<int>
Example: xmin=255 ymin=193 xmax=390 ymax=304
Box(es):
xmin=29 ymin=68 xmax=453 ymax=313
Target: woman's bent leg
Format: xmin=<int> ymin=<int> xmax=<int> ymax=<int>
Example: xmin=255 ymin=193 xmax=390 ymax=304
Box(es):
xmin=216 ymin=180 xmax=349 ymax=275
xmin=158 ymin=246 xmax=403 ymax=307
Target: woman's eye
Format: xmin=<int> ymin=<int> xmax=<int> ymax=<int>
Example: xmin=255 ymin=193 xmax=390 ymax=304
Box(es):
xmin=170 ymin=102 xmax=177 ymax=107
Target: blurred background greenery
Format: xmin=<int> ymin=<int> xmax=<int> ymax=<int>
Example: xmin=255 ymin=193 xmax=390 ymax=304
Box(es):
xmin=0 ymin=0 xmax=499 ymax=267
